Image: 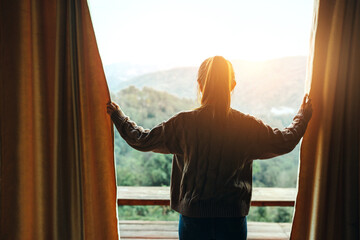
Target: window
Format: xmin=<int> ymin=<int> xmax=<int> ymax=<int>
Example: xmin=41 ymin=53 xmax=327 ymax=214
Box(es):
xmin=89 ymin=0 xmax=314 ymax=222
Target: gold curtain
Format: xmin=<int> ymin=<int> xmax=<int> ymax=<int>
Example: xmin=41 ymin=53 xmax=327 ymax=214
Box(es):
xmin=291 ymin=0 xmax=360 ymax=239
xmin=0 ymin=0 xmax=118 ymax=239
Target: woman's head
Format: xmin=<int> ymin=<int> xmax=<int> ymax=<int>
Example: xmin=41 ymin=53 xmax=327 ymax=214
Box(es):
xmin=197 ymin=56 xmax=236 ymax=116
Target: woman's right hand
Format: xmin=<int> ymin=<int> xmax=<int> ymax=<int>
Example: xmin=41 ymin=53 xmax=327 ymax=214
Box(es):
xmin=299 ymin=94 xmax=313 ymax=121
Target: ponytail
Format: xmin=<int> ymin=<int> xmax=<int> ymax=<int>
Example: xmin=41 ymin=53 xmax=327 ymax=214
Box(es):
xmin=197 ymin=56 xmax=236 ymax=117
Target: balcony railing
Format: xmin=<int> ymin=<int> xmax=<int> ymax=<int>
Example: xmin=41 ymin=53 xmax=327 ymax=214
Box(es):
xmin=117 ymin=187 xmax=296 ymax=240
xmin=117 ymin=186 xmax=296 ymax=206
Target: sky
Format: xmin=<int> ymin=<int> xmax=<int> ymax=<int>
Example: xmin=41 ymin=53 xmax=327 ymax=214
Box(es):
xmin=88 ymin=0 xmax=315 ymax=67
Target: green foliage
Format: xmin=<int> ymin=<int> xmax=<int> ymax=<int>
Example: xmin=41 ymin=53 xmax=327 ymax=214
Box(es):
xmin=111 ymin=86 xmax=196 ymax=128
xmin=118 ymin=206 xmax=179 ymax=221
xmin=112 ymin=86 xmax=300 ymax=223
xmin=144 ymin=154 xmax=172 ymax=186
xmin=248 ymin=207 xmax=294 ymax=223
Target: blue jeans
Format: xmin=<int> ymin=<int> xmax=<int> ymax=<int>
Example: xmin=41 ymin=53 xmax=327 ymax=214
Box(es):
xmin=178 ymin=214 xmax=247 ymax=240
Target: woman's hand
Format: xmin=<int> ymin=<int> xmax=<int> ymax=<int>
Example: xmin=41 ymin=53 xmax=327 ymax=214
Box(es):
xmin=106 ymin=101 xmax=120 ymax=116
xmin=299 ymin=94 xmax=313 ymax=121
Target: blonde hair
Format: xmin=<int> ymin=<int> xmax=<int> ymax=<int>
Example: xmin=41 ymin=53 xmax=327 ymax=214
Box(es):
xmin=197 ymin=56 xmax=236 ymax=117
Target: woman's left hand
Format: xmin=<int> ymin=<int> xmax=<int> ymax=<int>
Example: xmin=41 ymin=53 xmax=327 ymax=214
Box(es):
xmin=106 ymin=101 xmax=120 ymax=116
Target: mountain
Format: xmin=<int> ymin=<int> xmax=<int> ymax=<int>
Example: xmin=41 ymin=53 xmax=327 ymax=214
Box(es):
xmin=115 ymin=67 xmax=198 ymax=98
xmin=104 ymin=62 xmax=170 ymax=90
xmin=230 ymin=56 xmax=307 ymax=114
xmin=107 ymin=56 xmax=308 ymax=116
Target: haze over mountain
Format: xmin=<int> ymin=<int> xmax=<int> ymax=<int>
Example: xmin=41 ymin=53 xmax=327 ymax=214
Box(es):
xmin=107 ymin=56 xmax=307 ymax=116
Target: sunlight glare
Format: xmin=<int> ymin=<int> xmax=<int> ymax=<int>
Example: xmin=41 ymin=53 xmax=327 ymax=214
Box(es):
xmin=88 ymin=0 xmax=314 ymax=66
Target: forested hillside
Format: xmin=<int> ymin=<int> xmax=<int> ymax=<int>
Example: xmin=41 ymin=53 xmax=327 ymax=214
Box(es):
xmin=111 ymin=86 xmax=301 ymax=188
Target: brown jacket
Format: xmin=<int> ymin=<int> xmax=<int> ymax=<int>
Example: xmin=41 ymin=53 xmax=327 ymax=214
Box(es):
xmin=111 ymin=106 xmax=310 ymax=217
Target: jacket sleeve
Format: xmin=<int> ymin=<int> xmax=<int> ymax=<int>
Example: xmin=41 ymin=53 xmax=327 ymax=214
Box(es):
xmin=249 ymin=110 xmax=311 ymax=160
xmin=110 ymin=109 xmax=182 ymax=154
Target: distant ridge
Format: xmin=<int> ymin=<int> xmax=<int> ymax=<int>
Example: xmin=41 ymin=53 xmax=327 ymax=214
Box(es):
xmin=107 ymin=56 xmax=307 ymax=115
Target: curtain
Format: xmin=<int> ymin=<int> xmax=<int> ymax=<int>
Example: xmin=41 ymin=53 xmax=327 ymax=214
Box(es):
xmin=291 ymin=0 xmax=360 ymax=239
xmin=0 ymin=0 xmax=118 ymax=239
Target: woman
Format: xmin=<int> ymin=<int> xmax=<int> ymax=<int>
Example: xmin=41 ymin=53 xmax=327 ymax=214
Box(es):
xmin=107 ymin=56 xmax=312 ymax=240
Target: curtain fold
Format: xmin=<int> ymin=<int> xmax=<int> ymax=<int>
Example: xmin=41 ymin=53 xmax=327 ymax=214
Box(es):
xmin=291 ymin=0 xmax=360 ymax=239
xmin=0 ymin=0 xmax=119 ymax=239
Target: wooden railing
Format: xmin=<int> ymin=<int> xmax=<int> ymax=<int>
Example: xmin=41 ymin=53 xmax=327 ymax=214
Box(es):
xmin=117 ymin=186 xmax=296 ymax=206
xmin=117 ymin=187 xmax=296 ymax=240
xmin=117 ymin=186 xmax=296 ymax=240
